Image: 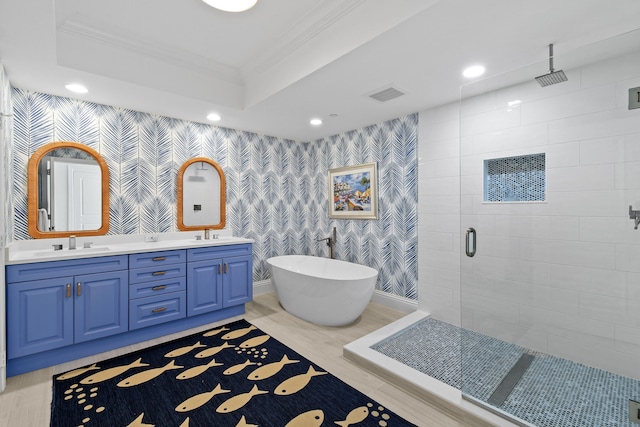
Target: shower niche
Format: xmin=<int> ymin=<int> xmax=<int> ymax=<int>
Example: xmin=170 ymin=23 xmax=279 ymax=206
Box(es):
xmin=483 ymin=153 xmax=545 ymax=203
xmin=177 ymin=157 xmax=226 ymax=231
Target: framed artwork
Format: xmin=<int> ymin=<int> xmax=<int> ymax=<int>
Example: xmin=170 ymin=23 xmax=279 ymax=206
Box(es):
xmin=328 ymin=162 xmax=378 ymax=219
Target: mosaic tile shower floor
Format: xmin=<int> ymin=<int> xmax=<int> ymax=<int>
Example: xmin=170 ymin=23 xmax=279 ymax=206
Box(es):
xmin=371 ymin=318 xmax=640 ymax=427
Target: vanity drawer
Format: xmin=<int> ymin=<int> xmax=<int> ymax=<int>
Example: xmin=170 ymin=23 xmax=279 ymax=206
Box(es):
xmin=129 ymin=277 xmax=186 ymax=299
xmin=129 ymin=263 xmax=186 ymax=284
xmin=128 ymin=250 xmax=186 ymax=269
xmin=187 ymin=243 xmax=252 ymax=262
xmin=6 ymin=255 xmax=128 ymax=283
xmin=129 ymin=291 xmax=186 ymax=330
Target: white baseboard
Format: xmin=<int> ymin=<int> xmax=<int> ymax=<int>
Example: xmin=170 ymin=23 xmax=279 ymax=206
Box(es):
xmin=371 ymin=290 xmax=417 ymax=313
xmin=251 ymin=281 xmax=417 ymax=313
xmin=252 ymin=279 xmax=274 ymax=296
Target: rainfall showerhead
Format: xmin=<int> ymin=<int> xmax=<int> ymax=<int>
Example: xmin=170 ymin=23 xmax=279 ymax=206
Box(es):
xmin=535 ymin=44 xmax=567 ymax=87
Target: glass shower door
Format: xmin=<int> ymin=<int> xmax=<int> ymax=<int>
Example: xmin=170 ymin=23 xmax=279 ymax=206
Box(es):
xmin=459 ymin=30 xmax=640 ymax=427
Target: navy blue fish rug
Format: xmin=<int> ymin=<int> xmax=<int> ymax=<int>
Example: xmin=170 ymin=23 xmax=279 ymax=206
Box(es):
xmin=51 ymin=319 xmax=417 ymax=426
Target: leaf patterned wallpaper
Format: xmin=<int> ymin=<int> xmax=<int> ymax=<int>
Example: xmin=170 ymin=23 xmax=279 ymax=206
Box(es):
xmin=10 ymin=88 xmax=418 ymax=300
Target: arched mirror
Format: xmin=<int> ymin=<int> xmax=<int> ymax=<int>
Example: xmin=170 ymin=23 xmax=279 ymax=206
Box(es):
xmin=28 ymin=141 xmax=110 ymax=238
xmin=177 ymin=157 xmax=226 ymax=231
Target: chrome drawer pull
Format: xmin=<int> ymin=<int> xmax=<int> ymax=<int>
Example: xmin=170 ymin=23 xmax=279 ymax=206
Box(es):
xmin=152 ymin=257 xmax=166 ymax=262
xmin=152 ymin=271 xmax=166 ymax=276
xmin=152 ymin=307 xmax=167 ymax=313
xmin=218 ymin=263 xmax=222 ymax=275
xmin=224 ymin=263 xmax=228 ymax=274
xmin=152 ymin=285 xmax=167 ymax=291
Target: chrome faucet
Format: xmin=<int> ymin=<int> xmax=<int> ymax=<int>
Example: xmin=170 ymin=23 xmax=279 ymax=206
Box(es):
xmin=317 ymin=227 xmax=337 ymax=259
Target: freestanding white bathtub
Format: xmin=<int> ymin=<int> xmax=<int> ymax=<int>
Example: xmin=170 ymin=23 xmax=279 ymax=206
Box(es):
xmin=267 ymin=255 xmax=378 ymax=327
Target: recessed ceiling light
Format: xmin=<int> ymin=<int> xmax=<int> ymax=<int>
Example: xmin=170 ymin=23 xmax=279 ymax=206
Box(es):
xmin=207 ymin=113 xmax=221 ymax=122
xmin=310 ymin=118 xmax=322 ymax=126
xmin=462 ymin=65 xmax=486 ymax=78
xmin=202 ymin=0 xmax=258 ymax=12
xmin=65 ymin=83 xmax=88 ymax=94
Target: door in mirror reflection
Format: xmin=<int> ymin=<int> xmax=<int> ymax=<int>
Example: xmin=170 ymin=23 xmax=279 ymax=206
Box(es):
xmin=28 ymin=141 xmax=110 ymax=239
xmin=49 ymin=157 xmax=102 ymax=231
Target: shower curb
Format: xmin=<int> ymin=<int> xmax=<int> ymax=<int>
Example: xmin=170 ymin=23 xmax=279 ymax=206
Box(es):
xmin=343 ymin=311 xmax=525 ymax=427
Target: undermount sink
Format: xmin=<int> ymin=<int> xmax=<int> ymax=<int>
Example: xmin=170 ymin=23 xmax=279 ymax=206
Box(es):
xmin=80 ymin=246 xmax=110 ymax=252
xmin=34 ymin=246 xmax=110 ymax=257
xmin=6 ymin=233 xmax=250 ymax=264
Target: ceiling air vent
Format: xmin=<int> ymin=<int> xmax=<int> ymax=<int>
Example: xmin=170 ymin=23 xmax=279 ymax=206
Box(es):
xmin=368 ymin=86 xmax=405 ymax=102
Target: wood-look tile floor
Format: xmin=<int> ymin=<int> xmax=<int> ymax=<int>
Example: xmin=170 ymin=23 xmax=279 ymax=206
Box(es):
xmin=0 ymin=293 xmax=473 ymax=427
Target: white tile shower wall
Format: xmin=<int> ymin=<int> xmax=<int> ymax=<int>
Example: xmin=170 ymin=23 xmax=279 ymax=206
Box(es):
xmin=10 ymin=88 xmax=418 ymax=300
xmin=418 ymin=104 xmax=461 ymax=326
xmin=419 ymin=52 xmax=640 ymax=380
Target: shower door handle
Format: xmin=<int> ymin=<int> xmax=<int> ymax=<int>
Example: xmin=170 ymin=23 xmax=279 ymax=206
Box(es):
xmin=465 ymin=228 xmax=476 ymax=257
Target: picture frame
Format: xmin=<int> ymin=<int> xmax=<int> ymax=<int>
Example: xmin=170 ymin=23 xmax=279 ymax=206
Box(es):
xmin=328 ymin=162 xmax=378 ymax=219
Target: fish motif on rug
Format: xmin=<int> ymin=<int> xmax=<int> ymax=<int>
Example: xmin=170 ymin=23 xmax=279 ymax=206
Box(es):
xmin=51 ymin=319 xmax=417 ymax=426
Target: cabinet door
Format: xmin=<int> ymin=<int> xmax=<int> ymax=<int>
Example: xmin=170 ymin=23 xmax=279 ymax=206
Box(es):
xmin=223 ymin=254 xmax=253 ymax=307
xmin=7 ymin=277 xmax=74 ymax=358
xmin=74 ymin=270 xmax=128 ymax=343
xmin=187 ymin=258 xmax=223 ymax=316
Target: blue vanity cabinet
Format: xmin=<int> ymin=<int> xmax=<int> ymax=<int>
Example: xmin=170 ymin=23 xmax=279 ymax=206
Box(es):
xmin=5 ymin=243 xmax=252 ymax=377
xmin=223 ymin=254 xmax=253 ymax=306
xmin=128 ymin=249 xmax=187 ymax=330
xmin=6 ymin=255 xmax=129 ymax=359
xmin=73 ymin=269 xmax=129 ymax=344
xmin=186 ymin=243 xmax=252 ymax=316
xmin=6 ymin=277 xmax=74 ymax=358
xmin=187 ymin=257 xmax=223 ymax=316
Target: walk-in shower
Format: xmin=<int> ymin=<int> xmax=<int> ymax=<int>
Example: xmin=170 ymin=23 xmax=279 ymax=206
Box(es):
xmin=458 ymin=30 xmax=640 ymax=426
xmin=346 ymin=29 xmax=640 ymax=427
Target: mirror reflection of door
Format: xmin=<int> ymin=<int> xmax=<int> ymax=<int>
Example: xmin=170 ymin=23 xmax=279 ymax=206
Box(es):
xmin=28 ymin=141 xmax=110 ymax=239
xmin=48 ymin=157 xmax=102 ymax=232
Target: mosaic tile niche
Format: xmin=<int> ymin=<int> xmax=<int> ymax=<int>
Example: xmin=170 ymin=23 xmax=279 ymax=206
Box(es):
xmin=484 ymin=153 xmax=545 ymax=202
xmin=10 ymin=89 xmax=418 ymax=300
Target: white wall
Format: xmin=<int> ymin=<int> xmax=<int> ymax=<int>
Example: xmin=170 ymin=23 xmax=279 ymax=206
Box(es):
xmin=419 ymin=51 xmax=640 ymax=380
xmin=418 ymin=102 xmax=461 ymax=326
xmin=0 ymin=61 xmax=12 ymax=392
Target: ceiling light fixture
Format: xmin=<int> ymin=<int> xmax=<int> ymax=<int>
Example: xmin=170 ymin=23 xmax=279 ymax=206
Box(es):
xmin=310 ymin=118 xmax=322 ymax=126
xmin=207 ymin=113 xmax=221 ymax=122
xmin=202 ymin=0 xmax=258 ymax=12
xmin=462 ymin=65 xmax=486 ymax=78
xmin=65 ymin=83 xmax=88 ymax=94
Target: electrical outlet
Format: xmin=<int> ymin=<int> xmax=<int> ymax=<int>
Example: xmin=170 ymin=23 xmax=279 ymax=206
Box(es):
xmin=630 ymin=399 xmax=640 ymax=423
xmin=630 ymin=86 xmax=640 ymax=110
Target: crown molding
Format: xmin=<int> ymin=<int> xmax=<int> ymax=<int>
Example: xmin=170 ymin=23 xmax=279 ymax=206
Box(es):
xmin=57 ymin=17 xmax=243 ymax=86
xmin=241 ymin=0 xmax=367 ymax=80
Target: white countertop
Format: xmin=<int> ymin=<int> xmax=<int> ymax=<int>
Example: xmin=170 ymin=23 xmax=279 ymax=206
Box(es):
xmin=4 ymin=230 xmax=253 ymax=265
